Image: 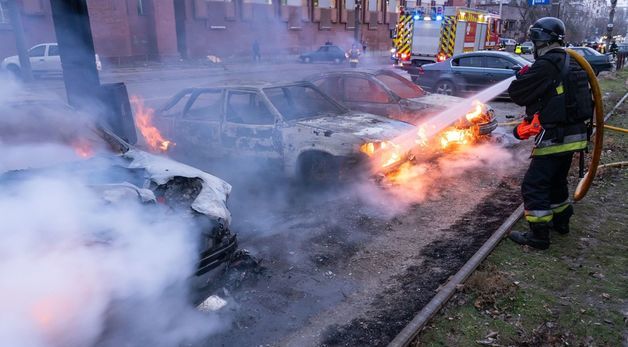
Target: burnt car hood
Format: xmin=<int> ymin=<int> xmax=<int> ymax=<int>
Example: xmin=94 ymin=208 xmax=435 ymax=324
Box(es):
xmin=123 ymin=149 xmax=232 ymax=226
xmin=294 ymin=112 xmax=414 ymax=142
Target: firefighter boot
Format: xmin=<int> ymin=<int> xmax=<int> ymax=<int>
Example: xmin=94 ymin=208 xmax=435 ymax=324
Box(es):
xmin=552 ymin=205 xmax=574 ymax=235
xmin=509 ymin=222 xmax=550 ymax=250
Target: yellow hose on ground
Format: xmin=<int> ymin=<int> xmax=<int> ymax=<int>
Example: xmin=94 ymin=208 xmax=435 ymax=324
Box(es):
xmin=567 ymin=49 xmax=605 ymax=202
xmin=600 ymin=124 xmax=628 ymax=134
xmin=596 ymin=161 xmax=628 ymax=170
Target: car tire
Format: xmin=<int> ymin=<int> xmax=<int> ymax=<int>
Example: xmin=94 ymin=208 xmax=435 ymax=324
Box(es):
xmin=333 ymin=58 xmax=341 ymax=64
xmin=6 ymin=64 xmax=21 ymax=79
xmin=299 ymin=152 xmax=340 ymax=185
xmin=434 ymin=79 xmax=456 ymax=96
xmin=304 ymin=57 xmax=312 ymax=64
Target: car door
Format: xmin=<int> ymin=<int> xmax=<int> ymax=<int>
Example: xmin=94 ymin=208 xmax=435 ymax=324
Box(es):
xmin=450 ymin=55 xmax=487 ymax=93
xmin=315 ymin=46 xmax=329 ymax=61
xmin=45 ymin=44 xmax=62 ymax=73
xmin=172 ymin=88 xmax=225 ymax=160
xmin=222 ymin=89 xmax=282 ymax=159
xmin=483 ymin=56 xmax=518 ymax=85
xmin=28 ymin=45 xmax=47 ymax=73
xmin=341 ymin=76 xmax=395 ymax=116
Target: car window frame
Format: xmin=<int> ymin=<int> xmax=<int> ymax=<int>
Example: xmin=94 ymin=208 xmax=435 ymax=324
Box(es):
xmin=28 ymin=45 xmax=46 ymax=58
xmin=484 ymin=55 xmax=517 ymax=69
xmin=452 ymin=55 xmax=485 ymax=68
xmin=374 ymin=71 xmax=424 ymax=99
xmin=48 ymin=44 xmax=60 ymax=57
xmin=342 ymin=76 xmax=393 ymax=104
xmin=182 ymin=88 xmax=225 ymax=121
xmin=224 ymin=88 xmax=278 ymax=126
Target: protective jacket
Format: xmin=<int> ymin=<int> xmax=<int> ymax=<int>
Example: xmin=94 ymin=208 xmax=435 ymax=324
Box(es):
xmin=508 ymin=48 xmax=592 ymax=156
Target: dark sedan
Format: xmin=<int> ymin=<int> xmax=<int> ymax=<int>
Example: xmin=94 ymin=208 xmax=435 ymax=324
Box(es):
xmin=299 ymin=44 xmax=347 ymax=64
xmin=569 ymin=47 xmax=613 ymax=75
xmin=409 ymin=51 xmax=530 ymax=96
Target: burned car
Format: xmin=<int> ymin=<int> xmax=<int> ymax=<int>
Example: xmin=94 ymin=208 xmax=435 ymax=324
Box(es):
xmin=306 ymin=69 xmax=498 ymax=136
xmin=154 ymin=81 xmax=416 ymax=181
xmin=0 ymin=98 xmax=237 ymax=277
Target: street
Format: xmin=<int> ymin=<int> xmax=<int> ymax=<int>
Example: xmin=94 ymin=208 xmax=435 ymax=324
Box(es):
xmin=11 ymin=60 xmax=530 ymax=346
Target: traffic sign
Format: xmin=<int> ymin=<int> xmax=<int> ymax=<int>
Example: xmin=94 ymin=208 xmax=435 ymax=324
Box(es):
xmin=528 ymin=0 xmax=550 ymax=5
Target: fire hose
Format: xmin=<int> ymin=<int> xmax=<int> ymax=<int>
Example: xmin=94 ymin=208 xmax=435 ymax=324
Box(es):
xmin=567 ymin=49 xmax=604 ymax=202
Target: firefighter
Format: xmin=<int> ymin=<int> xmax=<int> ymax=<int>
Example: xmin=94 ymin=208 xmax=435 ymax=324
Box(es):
xmin=507 ymin=17 xmax=593 ymax=250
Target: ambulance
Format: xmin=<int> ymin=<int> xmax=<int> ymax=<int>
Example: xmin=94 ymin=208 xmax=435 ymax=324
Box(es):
xmin=391 ymin=7 xmax=501 ymax=67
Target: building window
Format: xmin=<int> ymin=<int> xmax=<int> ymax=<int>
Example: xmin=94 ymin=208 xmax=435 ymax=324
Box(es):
xmin=0 ymin=2 xmax=10 ymax=24
xmin=137 ymin=0 xmax=145 ymax=16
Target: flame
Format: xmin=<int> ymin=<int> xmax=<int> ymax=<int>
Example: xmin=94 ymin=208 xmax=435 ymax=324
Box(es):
xmin=130 ymin=95 xmax=174 ymax=153
xmin=72 ymin=139 xmax=93 ymax=158
xmin=439 ymin=128 xmax=476 ymax=148
xmin=464 ymin=100 xmax=491 ymax=124
xmin=360 ymin=140 xmax=404 ymax=168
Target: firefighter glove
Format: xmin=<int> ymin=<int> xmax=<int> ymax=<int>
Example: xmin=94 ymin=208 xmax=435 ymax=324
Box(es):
xmin=514 ymin=113 xmax=542 ymax=140
xmin=517 ymin=65 xmax=530 ymax=76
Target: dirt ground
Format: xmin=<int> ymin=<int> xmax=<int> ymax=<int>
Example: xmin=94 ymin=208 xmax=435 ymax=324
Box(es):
xmin=185 ymin=105 xmax=532 ymax=346
xmin=415 ymin=70 xmax=628 ymax=347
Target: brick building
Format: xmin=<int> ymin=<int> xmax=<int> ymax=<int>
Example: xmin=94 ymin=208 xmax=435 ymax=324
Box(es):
xmin=0 ymin=0 xmax=402 ymax=64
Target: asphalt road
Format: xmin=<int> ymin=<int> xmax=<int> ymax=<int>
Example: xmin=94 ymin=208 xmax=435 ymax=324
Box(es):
xmin=22 ymin=61 xmax=527 ymax=346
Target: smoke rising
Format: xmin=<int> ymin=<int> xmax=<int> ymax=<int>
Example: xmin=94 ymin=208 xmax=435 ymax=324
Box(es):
xmin=0 ymin=76 xmax=227 ymax=347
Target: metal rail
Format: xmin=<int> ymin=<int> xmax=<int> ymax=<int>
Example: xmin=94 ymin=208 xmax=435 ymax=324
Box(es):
xmin=388 ymin=90 xmax=628 ymax=347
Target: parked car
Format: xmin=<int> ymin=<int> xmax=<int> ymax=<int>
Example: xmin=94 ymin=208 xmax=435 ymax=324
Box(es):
xmin=1 ymin=43 xmax=102 ymax=78
xmin=306 ymin=69 xmax=497 ymax=135
xmin=0 ymin=97 xmax=237 ymax=277
xmin=154 ymin=81 xmax=415 ymax=181
xmin=520 ymin=41 xmax=534 ymax=54
xmin=299 ymin=44 xmax=347 ymax=64
xmin=410 ymin=51 xmax=530 ymax=96
xmin=569 ymin=46 xmax=613 ymax=75
xmin=499 ymin=38 xmax=517 ymax=48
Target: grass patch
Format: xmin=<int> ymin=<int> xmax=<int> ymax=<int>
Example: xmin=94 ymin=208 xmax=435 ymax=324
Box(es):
xmin=415 ymin=70 xmax=627 ymax=346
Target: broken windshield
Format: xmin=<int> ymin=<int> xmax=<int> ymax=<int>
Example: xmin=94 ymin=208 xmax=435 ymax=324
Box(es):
xmin=263 ymin=85 xmax=346 ymax=121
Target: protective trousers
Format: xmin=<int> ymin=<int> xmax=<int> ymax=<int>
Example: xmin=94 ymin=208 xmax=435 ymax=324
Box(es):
xmin=522 ymin=153 xmax=573 ymax=224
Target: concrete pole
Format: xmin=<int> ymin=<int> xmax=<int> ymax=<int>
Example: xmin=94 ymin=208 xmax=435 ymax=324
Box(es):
xmin=354 ymin=0 xmax=361 ymax=44
xmin=499 ymin=0 xmax=503 ymax=18
xmin=6 ymin=0 xmax=33 ymax=81
xmin=606 ymin=0 xmax=617 ymax=48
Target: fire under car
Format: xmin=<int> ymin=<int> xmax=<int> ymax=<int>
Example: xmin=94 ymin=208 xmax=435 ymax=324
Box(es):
xmin=154 ymin=81 xmax=417 ymax=182
xmin=305 ymin=69 xmax=498 ymax=135
xmin=0 ymin=98 xmax=238 ymax=277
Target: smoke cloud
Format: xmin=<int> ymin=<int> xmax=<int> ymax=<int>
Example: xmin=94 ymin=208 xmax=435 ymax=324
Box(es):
xmin=0 ymin=76 xmax=227 ymax=347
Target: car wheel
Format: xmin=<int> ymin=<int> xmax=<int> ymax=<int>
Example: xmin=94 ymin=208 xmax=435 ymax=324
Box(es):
xmin=299 ymin=152 xmax=339 ymax=185
xmin=333 ymin=58 xmax=341 ymax=64
xmin=6 ymin=64 xmax=21 ymax=79
xmin=434 ymin=80 xmax=456 ymax=96
xmin=304 ymin=57 xmax=311 ymax=64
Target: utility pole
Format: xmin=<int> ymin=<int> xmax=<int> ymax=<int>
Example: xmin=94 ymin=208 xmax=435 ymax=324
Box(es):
xmin=606 ymin=0 xmax=617 ymax=48
xmin=5 ymin=0 xmax=32 ymax=81
xmin=551 ymin=0 xmax=561 ymax=18
xmin=354 ymin=0 xmax=361 ymax=44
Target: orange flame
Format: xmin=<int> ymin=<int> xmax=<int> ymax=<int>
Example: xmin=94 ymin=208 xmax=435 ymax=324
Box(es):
xmin=360 ymin=140 xmax=404 ymax=169
xmin=72 ymin=139 xmax=93 ymax=158
xmin=130 ymin=95 xmax=174 ymax=153
xmin=439 ymin=128 xmax=476 ymax=148
xmin=464 ymin=100 xmax=491 ymax=124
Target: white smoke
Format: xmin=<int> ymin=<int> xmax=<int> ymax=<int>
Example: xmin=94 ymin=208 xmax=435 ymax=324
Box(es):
xmin=350 ymin=142 xmax=520 ymax=216
xmin=0 ymin=77 xmax=227 ymax=347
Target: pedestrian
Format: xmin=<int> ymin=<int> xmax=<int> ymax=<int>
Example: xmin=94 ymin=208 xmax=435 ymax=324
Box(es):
xmin=252 ymin=39 xmax=261 ymax=63
xmin=507 ymin=17 xmax=593 ymax=250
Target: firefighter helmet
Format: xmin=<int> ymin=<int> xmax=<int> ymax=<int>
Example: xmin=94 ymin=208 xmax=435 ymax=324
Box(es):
xmin=529 ymin=17 xmax=565 ymax=45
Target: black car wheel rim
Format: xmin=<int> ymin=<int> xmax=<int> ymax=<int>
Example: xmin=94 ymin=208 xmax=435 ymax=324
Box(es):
xmin=436 ymin=82 xmax=454 ymax=95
